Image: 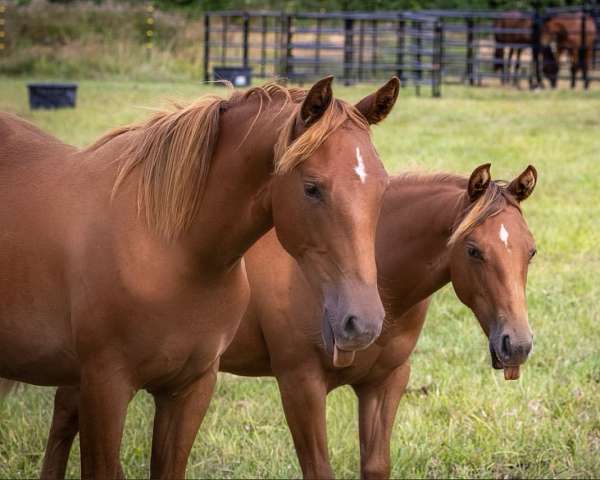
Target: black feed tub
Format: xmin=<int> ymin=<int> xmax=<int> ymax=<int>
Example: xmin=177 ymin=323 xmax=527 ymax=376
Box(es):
xmin=213 ymin=67 xmax=252 ymax=87
xmin=27 ymin=83 xmax=78 ymax=109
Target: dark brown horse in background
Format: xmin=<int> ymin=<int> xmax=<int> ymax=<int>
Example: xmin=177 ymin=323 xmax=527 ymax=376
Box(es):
xmin=41 ymin=164 xmax=538 ymax=479
xmin=0 ymin=77 xmax=400 ymax=478
xmin=541 ymin=12 xmax=597 ymax=89
xmin=494 ymin=11 xmax=535 ymax=87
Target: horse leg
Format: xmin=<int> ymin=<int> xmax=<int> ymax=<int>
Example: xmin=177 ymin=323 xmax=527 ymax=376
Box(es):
xmin=513 ymin=49 xmax=522 ymax=88
xmin=78 ymin=364 xmax=134 ymax=480
xmin=506 ymin=48 xmax=514 ymax=84
xmin=352 ymin=362 xmax=410 ymax=480
xmin=41 ymin=387 xmax=80 ymax=480
xmin=277 ymin=371 xmax=332 ymax=479
xmin=583 ymin=49 xmax=591 ymax=90
xmin=150 ymin=365 xmax=218 ymax=479
xmin=571 ymin=50 xmax=578 ymax=89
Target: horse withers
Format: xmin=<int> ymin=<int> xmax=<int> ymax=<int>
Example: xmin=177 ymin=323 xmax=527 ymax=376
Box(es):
xmin=0 ymin=76 xmax=399 ymax=478
xmin=42 ymin=164 xmax=538 ymax=479
xmin=541 ymin=12 xmax=597 ymax=89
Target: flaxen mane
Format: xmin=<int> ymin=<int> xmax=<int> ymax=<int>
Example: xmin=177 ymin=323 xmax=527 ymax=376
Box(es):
xmin=449 ymin=179 xmax=521 ymax=246
xmin=84 ymin=83 xmax=368 ymax=240
xmin=392 ymin=172 xmax=521 ymax=246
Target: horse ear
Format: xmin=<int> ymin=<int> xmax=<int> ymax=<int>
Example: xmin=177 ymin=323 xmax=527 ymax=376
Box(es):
xmin=507 ymin=165 xmax=537 ymax=202
xmin=300 ymin=76 xmax=334 ymax=128
xmin=468 ymin=163 xmax=492 ymax=201
xmin=354 ymin=76 xmax=400 ymax=125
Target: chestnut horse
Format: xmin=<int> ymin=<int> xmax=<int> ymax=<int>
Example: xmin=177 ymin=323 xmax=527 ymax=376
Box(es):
xmin=0 ymin=76 xmax=400 ymax=478
xmin=40 ymin=164 xmax=537 ymax=479
xmin=541 ymin=12 xmax=597 ymax=89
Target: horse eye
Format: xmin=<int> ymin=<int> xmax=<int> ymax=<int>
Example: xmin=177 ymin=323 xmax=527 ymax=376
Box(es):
xmin=467 ymin=246 xmax=484 ymax=261
xmin=304 ymin=182 xmax=322 ymax=201
xmin=529 ymin=248 xmax=537 ymax=261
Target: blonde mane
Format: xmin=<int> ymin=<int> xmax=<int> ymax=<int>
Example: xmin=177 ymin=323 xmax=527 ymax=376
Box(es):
xmin=84 ymin=82 xmax=368 ymax=240
xmin=391 ymin=171 xmax=521 ymax=246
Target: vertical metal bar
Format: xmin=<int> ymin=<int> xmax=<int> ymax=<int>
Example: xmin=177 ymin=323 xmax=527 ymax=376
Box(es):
xmin=416 ymin=20 xmax=422 ymax=96
xmin=203 ymin=14 xmax=210 ymax=82
xmin=433 ymin=19 xmax=443 ymax=98
xmin=396 ymin=13 xmax=405 ymax=83
xmin=581 ymin=4 xmax=587 ymax=70
xmin=221 ymin=15 xmax=228 ymax=66
xmin=466 ymin=17 xmax=474 ymax=85
xmin=261 ymin=15 xmax=267 ymax=77
xmin=315 ymin=17 xmax=322 ymax=75
xmin=371 ymin=20 xmax=378 ymax=76
xmin=242 ymin=12 xmax=250 ymax=70
xmin=358 ymin=19 xmax=365 ymax=81
xmin=284 ymin=15 xmax=293 ymax=78
xmin=343 ymin=17 xmax=354 ymax=85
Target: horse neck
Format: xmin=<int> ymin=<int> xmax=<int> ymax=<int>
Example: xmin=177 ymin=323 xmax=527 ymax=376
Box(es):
xmin=184 ymin=96 xmax=293 ymax=268
xmin=376 ymin=174 xmax=468 ymax=319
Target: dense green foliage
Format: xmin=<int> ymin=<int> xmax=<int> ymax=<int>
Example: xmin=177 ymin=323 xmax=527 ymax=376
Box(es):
xmin=0 ymin=79 xmax=599 ymax=478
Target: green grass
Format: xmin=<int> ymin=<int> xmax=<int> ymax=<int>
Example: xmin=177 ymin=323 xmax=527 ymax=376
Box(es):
xmin=1 ymin=79 xmax=599 ymax=478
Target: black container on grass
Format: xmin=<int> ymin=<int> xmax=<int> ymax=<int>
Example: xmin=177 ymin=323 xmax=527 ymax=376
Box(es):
xmin=27 ymin=83 xmax=78 ymax=109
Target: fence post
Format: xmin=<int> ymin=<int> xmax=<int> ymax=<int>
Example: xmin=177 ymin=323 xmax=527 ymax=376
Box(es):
xmin=261 ymin=15 xmax=267 ymax=77
xmin=315 ymin=17 xmax=322 ymax=75
xmin=396 ymin=13 xmax=405 ymax=84
xmin=415 ymin=19 xmax=422 ymax=96
xmin=242 ymin=12 xmax=250 ymax=70
xmin=343 ymin=17 xmax=354 ymax=86
xmin=371 ymin=20 xmax=378 ymax=76
xmin=432 ymin=19 xmax=443 ymax=98
xmin=358 ymin=19 xmax=365 ymax=81
xmin=466 ymin=17 xmax=475 ymax=85
xmin=203 ymin=14 xmax=210 ymax=82
xmin=221 ymin=15 xmax=228 ymax=66
xmin=282 ymin=15 xmax=293 ymax=79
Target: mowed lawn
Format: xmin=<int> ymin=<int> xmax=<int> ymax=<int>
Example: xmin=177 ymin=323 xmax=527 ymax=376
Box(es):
xmin=0 ymin=78 xmax=599 ymax=479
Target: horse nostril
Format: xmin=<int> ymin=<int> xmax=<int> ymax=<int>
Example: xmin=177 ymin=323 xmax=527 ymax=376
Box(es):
xmin=343 ymin=315 xmax=358 ymax=335
xmin=501 ymin=334 xmax=512 ymax=359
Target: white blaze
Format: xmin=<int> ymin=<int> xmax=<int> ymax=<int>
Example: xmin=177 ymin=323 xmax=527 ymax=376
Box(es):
xmin=499 ymin=224 xmax=509 ymax=249
xmin=354 ymin=147 xmax=367 ymax=184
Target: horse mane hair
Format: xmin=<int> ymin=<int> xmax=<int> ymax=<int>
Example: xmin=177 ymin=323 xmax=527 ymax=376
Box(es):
xmin=84 ymin=82 xmax=368 ymax=241
xmin=391 ymin=171 xmax=521 ymax=246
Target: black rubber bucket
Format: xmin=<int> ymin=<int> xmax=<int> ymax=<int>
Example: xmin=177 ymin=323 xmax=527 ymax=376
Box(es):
xmin=213 ymin=67 xmax=252 ymax=87
xmin=27 ymin=83 xmax=78 ymax=109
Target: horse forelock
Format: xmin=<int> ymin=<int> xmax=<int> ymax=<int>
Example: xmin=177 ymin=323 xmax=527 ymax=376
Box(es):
xmin=273 ymin=97 xmax=370 ymax=176
xmin=448 ymin=181 xmax=522 ymax=246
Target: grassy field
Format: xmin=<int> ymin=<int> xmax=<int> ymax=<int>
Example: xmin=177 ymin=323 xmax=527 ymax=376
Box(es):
xmin=0 ymin=78 xmax=599 ymax=478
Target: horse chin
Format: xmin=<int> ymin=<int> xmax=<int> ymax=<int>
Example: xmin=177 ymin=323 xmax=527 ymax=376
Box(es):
xmin=322 ymin=309 xmax=356 ymax=369
xmin=333 ymin=343 xmax=356 ymax=368
xmin=489 ymin=343 xmax=521 ymax=381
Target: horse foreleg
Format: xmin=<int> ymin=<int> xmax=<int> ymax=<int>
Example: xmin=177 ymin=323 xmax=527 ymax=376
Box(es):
xmin=352 ymin=362 xmax=410 ymax=480
xmin=513 ymin=49 xmax=523 ymax=88
xmin=571 ymin=49 xmax=578 ymax=89
xmin=506 ymin=48 xmax=514 ymax=85
xmin=583 ymin=49 xmax=591 ymax=90
xmin=150 ymin=365 xmax=218 ymax=479
xmin=78 ymin=362 xmax=134 ymax=480
xmin=277 ymin=370 xmax=332 ymax=479
xmin=41 ymin=387 xmax=80 ymax=480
